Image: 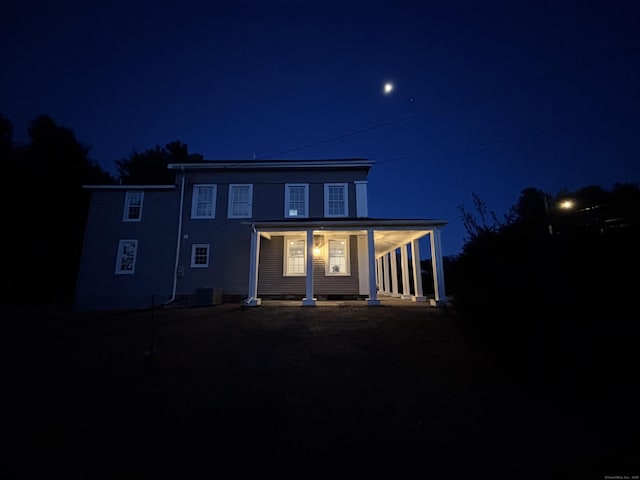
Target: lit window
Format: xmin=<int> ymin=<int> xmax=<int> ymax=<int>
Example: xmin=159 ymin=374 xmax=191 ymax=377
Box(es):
xmin=123 ymin=191 xmax=143 ymax=222
xmin=191 ymin=244 xmax=210 ymax=268
xmin=115 ymin=239 xmax=138 ymax=274
xmin=228 ymin=184 xmax=253 ymax=218
xmin=191 ymin=185 xmax=217 ymax=219
xmin=285 ymin=184 xmax=309 ymax=218
xmin=284 ymin=238 xmax=306 ymax=276
xmin=327 ymin=238 xmax=349 ymax=275
xmin=324 ymin=183 xmax=348 ymax=217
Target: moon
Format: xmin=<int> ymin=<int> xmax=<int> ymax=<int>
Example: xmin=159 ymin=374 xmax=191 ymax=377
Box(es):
xmin=383 ymin=82 xmax=394 ymax=94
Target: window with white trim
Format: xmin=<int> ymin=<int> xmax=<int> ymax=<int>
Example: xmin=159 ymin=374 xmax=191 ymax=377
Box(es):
xmin=115 ymin=239 xmax=138 ymax=274
xmin=284 ymin=237 xmax=306 ymax=276
xmin=191 ymin=244 xmax=210 ymax=268
xmin=228 ymin=184 xmax=253 ymax=218
xmin=326 ymin=238 xmax=349 ymax=275
xmin=191 ymin=184 xmax=217 ymax=219
xmin=284 ymin=183 xmax=309 ymax=218
xmin=123 ymin=191 xmax=143 ymax=222
xmin=324 ymin=183 xmax=348 ymax=217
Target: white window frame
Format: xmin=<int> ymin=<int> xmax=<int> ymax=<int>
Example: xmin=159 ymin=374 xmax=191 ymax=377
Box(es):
xmin=325 ymin=237 xmax=350 ymax=276
xmin=284 ymin=183 xmax=309 ymax=218
xmin=123 ymin=191 xmax=144 ymax=222
xmin=324 ymin=183 xmax=349 ymax=217
xmin=191 ymin=184 xmax=217 ymax=219
xmin=115 ymin=239 xmax=138 ymax=275
xmin=283 ymin=236 xmax=306 ymax=276
xmin=191 ymin=244 xmax=210 ymax=268
xmin=228 ymin=184 xmax=253 ymax=218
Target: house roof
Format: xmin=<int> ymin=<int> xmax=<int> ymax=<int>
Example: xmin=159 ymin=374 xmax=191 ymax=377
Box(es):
xmin=82 ymin=185 xmax=176 ymax=190
xmin=167 ymin=159 xmax=374 ymax=171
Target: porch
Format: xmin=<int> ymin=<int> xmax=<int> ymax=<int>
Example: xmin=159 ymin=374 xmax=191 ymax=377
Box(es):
xmin=243 ymin=219 xmax=448 ymax=307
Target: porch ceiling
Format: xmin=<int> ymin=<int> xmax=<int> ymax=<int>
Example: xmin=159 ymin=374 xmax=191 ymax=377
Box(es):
xmin=259 ymin=229 xmax=430 ymax=257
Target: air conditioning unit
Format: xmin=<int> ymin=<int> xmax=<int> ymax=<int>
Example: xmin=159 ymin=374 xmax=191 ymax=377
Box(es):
xmin=194 ymin=288 xmax=223 ymax=306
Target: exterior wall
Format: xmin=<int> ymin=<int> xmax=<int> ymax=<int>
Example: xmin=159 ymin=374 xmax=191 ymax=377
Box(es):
xmin=173 ymin=167 xmax=369 ymax=298
xmin=74 ymin=164 xmax=371 ymax=310
xmin=257 ymin=235 xmax=360 ymax=298
xmin=74 ymin=188 xmax=179 ymax=311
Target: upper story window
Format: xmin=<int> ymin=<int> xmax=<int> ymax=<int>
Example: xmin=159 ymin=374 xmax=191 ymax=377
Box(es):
xmin=123 ymin=191 xmax=143 ymax=222
xmin=228 ymin=184 xmax=253 ymax=218
xmin=324 ymin=183 xmax=348 ymax=217
xmin=285 ymin=184 xmax=309 ymax=218
xmin=191 ymin=244 xmax=210 ymax=268
xmin=115 ymin=239 xmax=138 ymax=274
xmin=191 ymin=184 xmax=217 ymax=219
xmin=284 ymin=237 xmax=306 ymax=276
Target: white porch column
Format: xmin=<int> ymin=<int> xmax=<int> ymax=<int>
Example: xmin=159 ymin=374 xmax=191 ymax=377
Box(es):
xmin=430 ymin=228 xmax=447 ymax=306
xmin=390 ymin=249 xmax=399 ymax=297
xmin=366 ymin=229 xmax=380 ymax=305
xmin=244 ymin=228 xmax=262 ymax=306
xmin=383 ymin=253 xmax=391 ymax=295
xmin=302 ymin=229 xmax=316 ymax=306
xmin=376 ymin=257 xmax=382 ymax=293
xmin=400 ymin=244 xmax=412 ymax=300
xmin=411 ymin=239 xmax=426 ymax=302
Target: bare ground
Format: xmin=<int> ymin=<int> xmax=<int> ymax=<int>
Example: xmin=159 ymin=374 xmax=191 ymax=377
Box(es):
xmin=4 ymin=301 xmax=636 ymax=479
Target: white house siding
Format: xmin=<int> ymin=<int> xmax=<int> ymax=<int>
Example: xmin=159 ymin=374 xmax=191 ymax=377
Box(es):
xmin=257 ymin=235 xmax=360 ymax=298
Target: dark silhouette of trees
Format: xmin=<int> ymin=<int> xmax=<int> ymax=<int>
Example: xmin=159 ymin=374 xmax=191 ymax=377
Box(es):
xmin=115 ymin=140 xmax=203 ymax=185
xmin=450 ymin=183 xmax=640 ymax=383
xmin=2 ymin=114 xmax=115 ymax=305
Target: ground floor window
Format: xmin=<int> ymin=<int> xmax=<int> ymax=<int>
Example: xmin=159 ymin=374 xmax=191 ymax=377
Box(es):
xmin=115 ymin=239 xmax=138 ymax=274
xmin=327 ymin=238 xmax=349 ymax=275
xmin=284 ymin=237 xmax=306 ymax=276
xmin=191 ymin=244 xmax=210 ymax=267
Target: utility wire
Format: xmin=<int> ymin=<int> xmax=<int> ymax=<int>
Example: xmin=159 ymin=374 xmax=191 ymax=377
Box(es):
xmin=374 ymin=111 xmax=640 ymax=165
xmin=256 ymin=47 xmax=640 ymax=160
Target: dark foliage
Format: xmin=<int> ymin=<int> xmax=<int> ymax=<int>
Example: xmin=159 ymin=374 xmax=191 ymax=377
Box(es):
xmin=450 ymin=184 xmax=640 ymax=384
xmin=1 ymin=114 xmax=115 ymax=305
xmin=115 ymin=140 xmax=203 ymax=185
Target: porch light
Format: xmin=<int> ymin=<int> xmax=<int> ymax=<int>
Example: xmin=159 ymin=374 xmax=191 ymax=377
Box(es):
xmin=559 ymin=199 xmax=575 ymax=210
xmin=313 ymin=246 xmax=321 ymax=256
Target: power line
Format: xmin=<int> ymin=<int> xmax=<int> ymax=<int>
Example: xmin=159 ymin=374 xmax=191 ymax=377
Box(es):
xmin=256 ymin=47 xmax=640 ymax=160
xmin=374 ymin=111 xmax=640 ymax=165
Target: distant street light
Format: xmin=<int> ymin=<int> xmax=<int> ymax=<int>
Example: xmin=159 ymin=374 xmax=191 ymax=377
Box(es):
xmin=559 ymin=199 xmax=575 ymax=210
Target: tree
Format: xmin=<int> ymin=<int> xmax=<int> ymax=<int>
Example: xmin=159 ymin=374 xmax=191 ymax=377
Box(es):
xmin=5 ymin=114 xmax=115 ymax=305
xmin=450 ymin=183 xmax=640 ymax=382
xmin=115 ymin=140 xmax=203 ymax=185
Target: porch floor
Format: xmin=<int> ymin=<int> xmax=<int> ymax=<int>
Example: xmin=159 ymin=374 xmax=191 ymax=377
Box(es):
xmin=256 ymin=295 xmax=444 ymax=307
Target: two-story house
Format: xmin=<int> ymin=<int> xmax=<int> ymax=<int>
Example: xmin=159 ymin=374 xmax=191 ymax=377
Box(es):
xmin=74 ymin=159 xmax=447 ymax=311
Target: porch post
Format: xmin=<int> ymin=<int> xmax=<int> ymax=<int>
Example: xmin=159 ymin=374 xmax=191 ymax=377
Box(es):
xmin=383 ymin=253 xmax=391 ymax=295
xmin=390 ymin=249 xmax=399 ymax=297
xmin=376 ymin=257 xmax=382 ymax=293
xmin=411 ymin=239 xmax=426 ymax=302
xmin=430 ymin=228 xmax=447 ymax=305
xmin=400 ymin=244 xmax=412 ymax=300
xmin=302 ymin=229 xmax=316 ymax=306
xmin=244 ymin=228 xmax=262 ymax=306
xmin=366 ymin=229 xmax=380 ymax=305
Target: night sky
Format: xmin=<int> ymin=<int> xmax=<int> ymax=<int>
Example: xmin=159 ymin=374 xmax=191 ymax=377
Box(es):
xmin=2 ymin=0 xmax=639 ymax=256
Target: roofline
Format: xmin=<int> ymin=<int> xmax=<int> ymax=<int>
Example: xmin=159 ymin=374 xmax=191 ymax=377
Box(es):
xmin=245 ymin=218 xmax=448 ymax=229
xmin=82 ymin=185 xmax=176 ymax=190
xmin=167 ymin=159 xmax=374 ymax=170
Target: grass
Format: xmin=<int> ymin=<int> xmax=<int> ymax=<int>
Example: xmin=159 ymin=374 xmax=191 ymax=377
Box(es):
xmin=5 ymin=301 xmax=637 ymax=478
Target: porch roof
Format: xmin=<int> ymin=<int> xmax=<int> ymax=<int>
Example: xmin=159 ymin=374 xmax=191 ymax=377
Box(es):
xmin=245 ymin=218 xmax=447 ymax=257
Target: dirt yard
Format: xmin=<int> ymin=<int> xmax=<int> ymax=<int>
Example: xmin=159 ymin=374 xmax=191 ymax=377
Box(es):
xmin=5 ymin=300 xmax=635 ymax=478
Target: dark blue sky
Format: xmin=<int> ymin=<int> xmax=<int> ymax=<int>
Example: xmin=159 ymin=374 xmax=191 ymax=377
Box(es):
xmin=2 ymin=0 xmax=639 ymax=256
